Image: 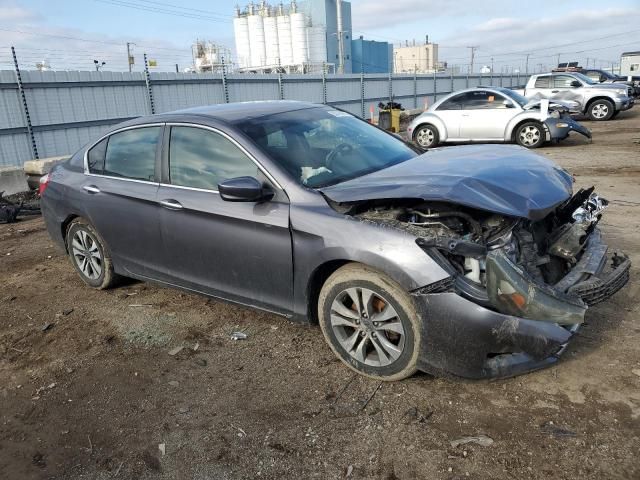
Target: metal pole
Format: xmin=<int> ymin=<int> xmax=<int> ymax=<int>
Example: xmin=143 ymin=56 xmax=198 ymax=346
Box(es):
xmin=360 ymin=66 xmax=365 ymax=118
xmin=413 ymin=66 xmax=417 ymax=109
xmin=221 ymin=56 xmax=230 ymax=104
xmin=466 ymin=71 xmax=469 ymax=88
xmin=322 ymin=62 xmax=327 ymax=104
xmin=450 ymin=69 xmax=454 ymax=94
xmin=388 ymin=70 xmax=392 ymax=106
xmin=433 ymin=70 xmax=437 ymax=102
xmin=12 ymin=47 xmax=38 ymax=159
xmin=277 ymin=59 xmax=284 ymax=100
xmin=525 ymin=53 xmax=530 ymax=75
xmin=336 ymin=0 xmax=344 ymax=74
xmin=143 ymin=53 xmax=155 ymax=114
xmin=127 ymin=42 xmax=133 ymax=72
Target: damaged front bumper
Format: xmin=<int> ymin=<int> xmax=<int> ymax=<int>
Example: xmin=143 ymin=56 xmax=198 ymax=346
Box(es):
xmin=414 ymin=228 xmax=630 ymax=379
xmin=545 ymin=115 xmax=591 ymax=142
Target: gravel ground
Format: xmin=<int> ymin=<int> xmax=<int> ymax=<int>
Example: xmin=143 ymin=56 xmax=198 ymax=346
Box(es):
xmin=1 ymin=109 xmax=639 ymax=480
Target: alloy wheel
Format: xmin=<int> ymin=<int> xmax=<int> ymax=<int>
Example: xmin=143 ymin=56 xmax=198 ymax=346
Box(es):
xmin=519 ymin=125 xmax=541 ymax=146
xmin=329 ymin=287 xmax=405 ymax=367
xmin=591 ymin=103 xmax=609 ymax=119
xmin=416 ymin=127 xmax=435 ymax=147
xmin=71 ymin=229 xmax=103 ymax=280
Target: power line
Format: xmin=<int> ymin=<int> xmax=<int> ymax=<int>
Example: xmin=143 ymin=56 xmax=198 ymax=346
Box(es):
xmin=93 ymin=0 xmax=229 ymax=23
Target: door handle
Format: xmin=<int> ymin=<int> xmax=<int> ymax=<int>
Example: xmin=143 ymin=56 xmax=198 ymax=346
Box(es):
xmin=159 ymin=199 xmax=183 ymax=210
xmin=82 ymin=185 xmax=100 ymax=194
xmin=551 ymin=90 xmax=559 ymax=93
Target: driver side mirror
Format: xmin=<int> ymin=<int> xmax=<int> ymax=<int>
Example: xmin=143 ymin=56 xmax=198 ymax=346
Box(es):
xmin=218 ymin=176 xmax=274 ymax=202
xmin=570 ymin=80 xmax=582 ymax=88
xmin=503 ymin=100 xmax=515 ymax=108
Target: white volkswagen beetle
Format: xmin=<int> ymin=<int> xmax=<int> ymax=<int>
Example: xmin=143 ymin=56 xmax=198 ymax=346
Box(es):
xmin=407 ymin=87 xmax=591 ymax=149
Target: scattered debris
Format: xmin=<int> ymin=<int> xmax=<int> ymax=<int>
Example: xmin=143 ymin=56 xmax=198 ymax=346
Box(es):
xmin=450 ymin=435 xmax=494 ymax=448
xmin=114 ymin=461 xmax=124 ymax=477
xmin=402 ymin=406 xmax=434 ymax=424
xmin=41 ymin=322 xmax=54 ymax=332
xmin=540 ymin=421 xmax=577 ymax=438
xmin=332 ymin=374 xmax=357 ymax=405
xmin=194 ymin=358 xmax=207 ymax=367
xmin=231 ymin=424 xmax=247 ymax=437
xmin=62 ymin=308 xmax=74 ymax=316
xmin=168 ymin=346 xmax=184 ymax=356
xmin=192 ymin=342 xmax=199 ymax=351
xmin=346 ymin=464 xmax=354 ymax=477
xmin=230 ymin=331 xmax=248 ymax=341
xmin=129 ymin=304 xmax=153 ymax=308
xmin=86 ymin=435 xmax=93 ymax=454
xmin=361 ymin=381 xmax=383 ymax=411
xmin=168 ymin=380 xmax=179 ymax=387
xmin=632 ymin=369 xmax=640 ymax=377
xmin=158 ymin=443 xmax=166 ymax=456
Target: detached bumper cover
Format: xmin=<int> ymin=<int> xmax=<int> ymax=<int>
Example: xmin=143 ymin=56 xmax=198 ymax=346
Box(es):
xmin=545 ymin=116 xmax=591 ymax=141
xmin=414 ymin=228 xmax=630 ymax=379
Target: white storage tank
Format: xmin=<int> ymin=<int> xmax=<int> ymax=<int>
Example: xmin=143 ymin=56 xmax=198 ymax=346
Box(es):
xmin=233 ymin=12 xmax=251 ymax=69
xmin=276 ymin=8 xmax=293 ymax=66
xmin=307 ymin=25 xmax=326 ymax=65
xmin=290 ymin=11 xmax=308 ymax=65
xmin=247 ymin=8 xmax=266 ymax=68
xmin=263 ymin=11 xmax=280 ymax=67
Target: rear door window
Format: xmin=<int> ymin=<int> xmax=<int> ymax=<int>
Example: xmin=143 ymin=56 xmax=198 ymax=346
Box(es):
xmin=168 ymin=126 xmax=258 ymax=191
xmin=534 ymin=76 xmax=551 ymax=88
xmin=103 ymin=127 xmax=161 ymax=181
xmin=554 ymin=75 xmax=578 ymax=88
xmin=437 ymin=93 xmax=466 ymax=110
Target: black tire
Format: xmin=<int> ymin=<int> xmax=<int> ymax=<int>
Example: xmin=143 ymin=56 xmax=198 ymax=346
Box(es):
xmin=514 ymin=121 xmax=545 ymax=149
xmin=587 ymin=99 xmax=615 ymax=121
xmin=66 ymin=219 xmax=118 ymax=289
xmin=413 ymin=124 xmax=439 ymax=150
xmin=318 ymin=263 xmax=421 ymax=381
xmin=611 ymin=110 xmax=620 ymax=119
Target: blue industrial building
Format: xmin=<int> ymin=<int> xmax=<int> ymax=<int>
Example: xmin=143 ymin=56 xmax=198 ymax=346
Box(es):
xmin=351 ymin=36 xmax=393 ymax=73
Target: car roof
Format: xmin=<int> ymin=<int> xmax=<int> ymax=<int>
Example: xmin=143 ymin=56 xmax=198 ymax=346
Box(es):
xmin=123 ymin=100 xmax=321 ymax=127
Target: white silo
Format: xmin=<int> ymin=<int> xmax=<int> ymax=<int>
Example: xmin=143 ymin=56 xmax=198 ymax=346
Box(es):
xmin=263 ymin=9 xmax=280 ymax=67
xmin=247 ymin=3 xmax=266 ymax=68
xmin=233 ymin=7 xmax=250 ymax=69
xmin=276 ymin=4 xmax=293 ymax=66
xmin=307 ymin=25 xmax=326 ymax=66
xmin=290 ymin=2 xmax=308 ymax=65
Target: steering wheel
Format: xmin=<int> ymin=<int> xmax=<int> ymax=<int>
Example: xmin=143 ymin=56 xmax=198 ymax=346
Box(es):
xmin=326 ymin=143 xmax=354 ymax=171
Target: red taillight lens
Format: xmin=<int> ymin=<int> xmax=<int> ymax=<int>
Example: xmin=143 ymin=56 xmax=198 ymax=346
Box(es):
xmin=38 ymin=173 xmax=51 ymax=196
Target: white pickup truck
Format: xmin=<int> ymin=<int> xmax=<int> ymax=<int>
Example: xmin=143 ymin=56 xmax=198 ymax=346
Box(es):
xmin=514 ymin=72 xmax=634 ymax=121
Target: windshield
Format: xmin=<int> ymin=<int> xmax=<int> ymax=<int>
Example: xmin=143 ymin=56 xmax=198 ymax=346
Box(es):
xmin=499 ymin=88 xmax=529 ymax=107
xmin=571 ymin=72 xmax=597 ymax=85
xmin=234 ymin=107 xmax=418 ymax=188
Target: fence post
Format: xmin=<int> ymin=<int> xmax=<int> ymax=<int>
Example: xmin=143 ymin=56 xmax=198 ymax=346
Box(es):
xmin=11 ymin=47 xmax=38 ymax=160
xmin=413 ymin=68 xmax=417 ymax=109
xmin=360 ymin=67 xmax=365 ymax=119
xmin=433 ymin=71 xmax=437 ymax=102
xmin=277 ymin=59 xmax=284 ymax=100
xmin=321 ymin=63 xmax=327 ymax=104
xmin=143 ymin=54 xmax=156 ymax=114
xmin=466 ymin=71 xmax=469 ymax=88
xmin=221 ymin=56 xmax=230 ymax=103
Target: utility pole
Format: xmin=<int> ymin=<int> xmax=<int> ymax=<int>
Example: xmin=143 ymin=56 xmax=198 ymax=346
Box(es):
xmin=336 ymin=0 xmax=345 ymax=74
xmin=525 ymin=53 xmax=530 ymax=74
xmin=556 ymin=52 xmax=561 ymax=67
xmin=467 ymin=46 xmax=478 ymax=74
xmin=126 ymin=42 xmax=134 ymax=72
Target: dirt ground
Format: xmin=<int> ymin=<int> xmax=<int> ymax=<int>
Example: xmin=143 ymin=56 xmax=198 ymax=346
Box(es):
xmin=1 ymin=109 xmax=639 ymax=480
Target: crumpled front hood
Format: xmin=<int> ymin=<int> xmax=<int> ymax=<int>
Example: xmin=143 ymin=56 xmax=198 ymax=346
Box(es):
xmin=523 ymin=99 xmax=577 ymax=112
xmin=320 ymin=144 xmax=574 ymax=221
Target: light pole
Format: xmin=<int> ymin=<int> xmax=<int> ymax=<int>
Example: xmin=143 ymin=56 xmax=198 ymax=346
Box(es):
xmin=126 ymin=42 xmax=135 ymax=72
xmin=93 ymin=59 xmax=106 ymax=71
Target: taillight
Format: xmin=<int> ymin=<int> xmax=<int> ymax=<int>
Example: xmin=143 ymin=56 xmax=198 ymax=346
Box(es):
xmin=38 ymin=173 xmax=51 ymax=196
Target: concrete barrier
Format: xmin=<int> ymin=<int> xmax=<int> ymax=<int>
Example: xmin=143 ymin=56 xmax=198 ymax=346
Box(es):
xmin=23 ymin=156 xmax=70 ymax=176
xmin=0 ymin=167 xmax=29 ymax=196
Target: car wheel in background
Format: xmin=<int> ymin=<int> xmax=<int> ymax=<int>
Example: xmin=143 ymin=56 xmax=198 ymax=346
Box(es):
xmin=414 ymin=124 xmax=439 ymax=149
xmin=66 ymin=219 xmax=117 ymax=289
xmin=318 ymin=263 xmax=421 ymax=381
xmin=515 ymin=122 xmax=545 ymax=148
xmin=588 ymin=99 xmax=614 ymax=121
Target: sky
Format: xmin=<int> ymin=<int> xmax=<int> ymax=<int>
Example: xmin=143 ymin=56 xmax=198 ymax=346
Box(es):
xmin=0 ymin=0 xmax=639 ymax=73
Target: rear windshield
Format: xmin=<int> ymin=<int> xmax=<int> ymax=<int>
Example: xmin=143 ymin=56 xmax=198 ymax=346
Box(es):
xmin=234 ymin=107 xmax=418 ymax=188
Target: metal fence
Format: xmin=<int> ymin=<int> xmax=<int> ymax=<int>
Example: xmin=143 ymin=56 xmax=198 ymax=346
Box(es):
xmin=0 ymin=68 xmax=527 ymax=166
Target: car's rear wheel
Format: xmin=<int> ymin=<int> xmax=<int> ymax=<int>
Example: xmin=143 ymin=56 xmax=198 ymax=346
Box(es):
xmin=414 ymin=124 xmax=439 ymax=149
xmin=588 ymin=99 xmax=614 ymax=121
xmin=318 ymin=263 xmax=421 ymax=381
xmin=66 ymin=219 xmax=117 ymax=289
xmin=515 ymin=122 xmax=545 ymax=148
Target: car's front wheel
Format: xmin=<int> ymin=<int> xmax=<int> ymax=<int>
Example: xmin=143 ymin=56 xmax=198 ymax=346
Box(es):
xmin=318 ymin=264 xmax=422 ymax=381
xmin=588 ymin=99 xmax=614 ymax=121
xmin=414 ymin=124 xmax=439 ymax=149
xmin=66 ymin=219 xmax=117 ymax=289
xmin=515 ymin=122 xmax=545 ymax=148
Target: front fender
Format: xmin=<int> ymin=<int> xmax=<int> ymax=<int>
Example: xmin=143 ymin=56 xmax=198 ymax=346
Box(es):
xmin=504 ymin=112 xmax=544 ymax=141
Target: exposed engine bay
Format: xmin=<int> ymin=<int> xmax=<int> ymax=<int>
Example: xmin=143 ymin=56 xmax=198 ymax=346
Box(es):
xmin=349 ymin=187 xmax=629 ymax=326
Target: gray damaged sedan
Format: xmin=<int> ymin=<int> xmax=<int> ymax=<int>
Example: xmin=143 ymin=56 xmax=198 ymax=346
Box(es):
xmin=408 ymin=87 xmax=591 ymax=149
xmin=40 ymin=101 xmax=630 ymax=380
